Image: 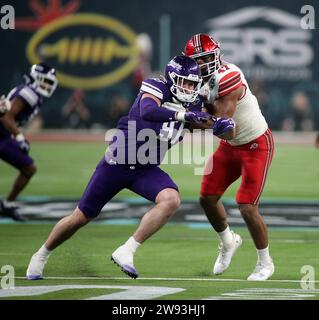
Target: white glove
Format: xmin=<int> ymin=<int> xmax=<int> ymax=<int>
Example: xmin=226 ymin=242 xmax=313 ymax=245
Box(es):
xmin=15 ymin=133 xmax=30 ymax=154
xmin=0 ymin=95 xmax=10 ymax=116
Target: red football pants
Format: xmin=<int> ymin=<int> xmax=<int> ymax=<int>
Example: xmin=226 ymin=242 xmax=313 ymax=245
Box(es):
xmin=201 ymin=129 xmax=274 ymax=205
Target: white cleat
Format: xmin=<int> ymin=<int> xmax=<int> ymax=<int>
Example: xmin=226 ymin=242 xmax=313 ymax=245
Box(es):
xmin=111 ymin=245 xmax=139 ymax=279
xmin=26 ymin=253 xmax=49 ymax=280
xmin=247 ymin=259 xmax=275 ymax=281
xmin=213 ymin=232 xmax=242 ymax=275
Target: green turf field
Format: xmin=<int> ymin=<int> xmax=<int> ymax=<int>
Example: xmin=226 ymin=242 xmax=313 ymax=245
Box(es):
xmin=0 ymin=223 xmax=318 ymax=300
xmin=0 ymin=142 xmax=318 ymax=200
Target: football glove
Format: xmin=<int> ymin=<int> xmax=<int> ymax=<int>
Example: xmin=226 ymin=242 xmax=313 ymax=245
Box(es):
xmin=15 ymin=133 xmax=30 ymax=154
xmin=175 ymin=111 xmax=212 ymax=124
xmin=212 ymin=117 xmax=235 ymax=137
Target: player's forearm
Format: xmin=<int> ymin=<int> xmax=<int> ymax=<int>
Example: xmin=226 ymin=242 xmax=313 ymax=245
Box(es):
xmin=140 ymin=97 xmax=176 ymax=122
xmin=189 ymin=119 xmax=215 ymax=130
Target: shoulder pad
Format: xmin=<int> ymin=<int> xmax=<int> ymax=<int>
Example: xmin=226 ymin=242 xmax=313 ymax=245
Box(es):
xmin=217 ymin=65 xmax=242 ymax=97
xmin=140 ymin=78 xmax=168 ymax=100
xmin=18 ymin=85 xmax=40 ymax=107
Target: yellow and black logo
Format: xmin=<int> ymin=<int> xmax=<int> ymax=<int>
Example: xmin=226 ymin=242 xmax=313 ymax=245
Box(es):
xmin=27 ymin=13 xmax=139 ymax=90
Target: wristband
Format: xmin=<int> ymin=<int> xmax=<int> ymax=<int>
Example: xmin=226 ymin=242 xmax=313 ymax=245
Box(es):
xmin=175 ymin=112 xmax=186 ymax=122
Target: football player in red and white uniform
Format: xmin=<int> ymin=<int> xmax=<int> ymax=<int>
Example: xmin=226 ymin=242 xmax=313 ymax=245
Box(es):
xmin=184 ymin=33 xmax=275 ymax=281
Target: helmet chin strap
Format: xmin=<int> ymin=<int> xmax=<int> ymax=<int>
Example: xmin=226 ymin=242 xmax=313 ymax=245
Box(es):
xmin=174 ymin=90 xmax=197 ymax=103
xmin=172 ymin=97 xmax=181 ymax=104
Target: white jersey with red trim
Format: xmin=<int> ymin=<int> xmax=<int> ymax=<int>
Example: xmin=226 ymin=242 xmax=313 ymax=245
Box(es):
xmin=200 ymin=62 xmax=268 ymax=146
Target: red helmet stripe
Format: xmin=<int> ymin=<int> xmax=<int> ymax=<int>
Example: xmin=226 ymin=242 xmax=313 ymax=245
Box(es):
xmin=193 ymin=34 xmax=202 ymax=55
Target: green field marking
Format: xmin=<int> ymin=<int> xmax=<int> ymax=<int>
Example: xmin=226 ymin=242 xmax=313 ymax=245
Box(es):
xmin=4 ymin=280 xmax=319 ymax=300
xmin=0 ymin=288 xmax=120 ymax=300
xmin=0 ymin=224 xmax=318 ymax=299
xmin=4 ymin=195 xmax=319 ymax=205
xmin=0 ymin=143 xmax=318 ymax=199
xmin=14 ymin=276 xmax=319 ymax=283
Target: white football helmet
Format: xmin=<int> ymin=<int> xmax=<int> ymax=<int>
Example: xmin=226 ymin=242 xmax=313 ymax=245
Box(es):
xmin=29 ymin=63 xmax=58 ymax=98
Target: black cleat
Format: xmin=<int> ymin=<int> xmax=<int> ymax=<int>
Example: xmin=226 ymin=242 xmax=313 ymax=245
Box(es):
xmin=0 ymin=201 xmax=26 ymax=221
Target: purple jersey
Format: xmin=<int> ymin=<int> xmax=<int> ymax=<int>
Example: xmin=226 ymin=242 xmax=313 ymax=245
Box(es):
xmin=0 ymin=84 xmax=43 ymax=138
xmin=106 ymin=77 xmax=204 ymax=167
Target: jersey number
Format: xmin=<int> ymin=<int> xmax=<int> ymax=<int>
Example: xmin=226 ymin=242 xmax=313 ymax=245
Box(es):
xmin=218 ymin=65 xmax=230 ymax=74
xmin=159 ymin=121 xmax=184 ymax=145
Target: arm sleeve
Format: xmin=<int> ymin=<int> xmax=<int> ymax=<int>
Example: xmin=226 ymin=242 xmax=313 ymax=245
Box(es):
xmin=140 ymin=97 xmax=176 ymax=122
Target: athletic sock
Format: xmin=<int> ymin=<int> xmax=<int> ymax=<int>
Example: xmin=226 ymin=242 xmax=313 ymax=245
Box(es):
xmin=125 ymin=236 xmax=141 ymax=253
xmin=37 ymin=244 xmax=51 ymax=258
xmin=256 ymin=246 xmax=271 ymax=264
xmin=217 ymin=226 xmax=233 ymax=247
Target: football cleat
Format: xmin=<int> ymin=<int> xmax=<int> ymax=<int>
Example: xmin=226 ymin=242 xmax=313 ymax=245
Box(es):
xmin=213 ymin=231 xmax=242 ymax=275
xmin=111 ymin=245 xmax=139 ymax=279
xmin=26 ymin=252 xmax=49 ymax=280
xmin=247 ymin=258 xmax=275 ymax=281
xmin=0 ymin=201 xmax=26 ymax=221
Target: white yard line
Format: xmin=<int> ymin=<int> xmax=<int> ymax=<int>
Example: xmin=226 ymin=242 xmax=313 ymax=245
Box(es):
xmin=14 ymin=276 xmax=319 ymax=283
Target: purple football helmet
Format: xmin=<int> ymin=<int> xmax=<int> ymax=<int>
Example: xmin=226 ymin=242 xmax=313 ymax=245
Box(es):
xmin=165 ymin=55 xmax=202 ymax=103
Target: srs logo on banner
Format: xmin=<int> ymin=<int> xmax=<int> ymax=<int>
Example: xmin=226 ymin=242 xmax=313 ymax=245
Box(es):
xmin=205 ymin=6 xmax=314 ymax=81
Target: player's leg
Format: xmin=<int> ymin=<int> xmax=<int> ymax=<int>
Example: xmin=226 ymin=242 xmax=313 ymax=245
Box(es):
xmin=26 ymin=159 xmax=126 ymax=280
xmin=132 ymin=188 xmax=180 ymax=243
xmin=200 ymin=194 xmax=228 ymax=232
xmin=0 ymin=138 xmax=36 ymax=221
xmin=26 ymin=207 xmax=90 ymax=280
xmin=111 ymin=167 xmax=180 ymax=278
xmin=6 ymin=164 xmax=37 ymax=202
xmin=44 ymin=207 xmax=90 ymax=251
xmin=200 ymin=142 xmax=242 ymax=275
xmin=236 ymin=129 xmax=275 ymax=280
xmin=239 ymin=204 xmax=268 ymax=249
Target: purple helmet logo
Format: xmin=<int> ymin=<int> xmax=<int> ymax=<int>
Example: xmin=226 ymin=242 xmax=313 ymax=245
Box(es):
xmin=165 ymin=55 xmax=202 ymax=103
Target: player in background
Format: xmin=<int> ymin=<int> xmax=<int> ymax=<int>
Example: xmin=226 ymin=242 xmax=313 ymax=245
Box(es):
xmin=184 ymin=34 xmax=275 ymax=281
xmin=0 ymin=63 xmax=58 ymax=221
xmin=26 ymin=55 xmax=222 ymax=280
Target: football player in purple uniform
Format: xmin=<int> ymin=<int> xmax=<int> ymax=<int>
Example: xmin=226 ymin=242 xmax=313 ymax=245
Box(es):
xmin=0 ymin=63 xmax=58 ymax=221
xmin=26 ymin=55 xmax=213 ymax=279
